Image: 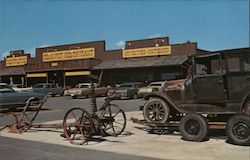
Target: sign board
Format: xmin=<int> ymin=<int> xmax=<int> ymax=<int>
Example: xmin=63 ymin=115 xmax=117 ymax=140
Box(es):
xmin=123 ymin=46 xmax=171 ymax=58
xmin=65 ymin=71 xmax=91 ymax=76
xmin=27 ymin=73 xmax=47 ymax=78
xmin=43 ymin=48 xmax=95 ymax=62
xmin=6 ymin=56 xmax=27 ymax=67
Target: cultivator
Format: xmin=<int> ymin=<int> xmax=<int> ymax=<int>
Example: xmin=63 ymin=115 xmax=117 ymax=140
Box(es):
xmin=1 ymin=75 xmax=127 ymax=145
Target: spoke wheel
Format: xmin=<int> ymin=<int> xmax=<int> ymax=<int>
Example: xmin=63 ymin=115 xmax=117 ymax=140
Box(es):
xmin=226 ymin=114 xmax=250 ymax=145
xmin=143 ymin=98 xmax=170 ymax=123
xmin=179 ymin=113 xmax=208 ymax=142
xmin=101 ymin=104 xmax=126 ymax=136
xmin=63 ymin=108 xmax=95 ymax=145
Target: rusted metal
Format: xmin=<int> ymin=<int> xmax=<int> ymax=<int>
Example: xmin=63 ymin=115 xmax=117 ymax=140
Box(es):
xmin=62 ymin=75 xmax=127 ymax=145
xmin=7 ymin=94 xmax=49 ymax=133
xmin=2 ymin=75 xmax=126 ymax=146
xmin=131 ymin=118 xmax=226 ymax=132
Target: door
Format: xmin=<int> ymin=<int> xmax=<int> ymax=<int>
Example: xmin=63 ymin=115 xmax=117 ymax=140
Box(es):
xmin=192 ymin=54 xmax=226 ymax=103
xmin=193 ymin=75 xmax=226 ymax=103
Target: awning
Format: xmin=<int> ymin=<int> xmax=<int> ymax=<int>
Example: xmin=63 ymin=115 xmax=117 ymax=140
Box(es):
xmin=0 ymin=67 xmax=26 ymax=76
xmin=27 ymin=73 xmax=48 ymax=78
xmin=93 ymin=55 xmax=188 ymax=70
xmin=65 ymin=71 xmax=90 ymax=76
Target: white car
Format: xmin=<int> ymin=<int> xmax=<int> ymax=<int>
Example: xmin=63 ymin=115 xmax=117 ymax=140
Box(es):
xmin=64 ymin=83 xmax=107 ymax=99
xmin=138 ymin=81 xmax=167 ymax=98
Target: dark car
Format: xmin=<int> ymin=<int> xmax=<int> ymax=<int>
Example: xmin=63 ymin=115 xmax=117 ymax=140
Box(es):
xmin=0 ymin=83 xmax=45 ymax=111
xmin=108 ymin=82 xmax=145 ymax=99
xmin=142 ymin=51 xmax=250 ymax=145
xmin=32 ymin=83 xmax=64 ymax=96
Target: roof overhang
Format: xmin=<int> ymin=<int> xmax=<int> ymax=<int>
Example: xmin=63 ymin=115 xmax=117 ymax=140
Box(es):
xmin=92 ymin=55 xmax=188 ymax=70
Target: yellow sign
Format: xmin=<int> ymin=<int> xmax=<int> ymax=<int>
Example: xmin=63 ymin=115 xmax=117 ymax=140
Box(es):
xmin=65 ymin=71 xmax=90 ymax=76
xmin=6 ymin=56 xmax=27 ymax=67
xmin=51 ymin=62 xmax=58 ymax=67
xmin=123 ymin=46 xmax=171 ymax=58
xmin=27 ymin=73 xmax=48 ymax=78
xmin=43 ymin=48 xmax=95 ymax=62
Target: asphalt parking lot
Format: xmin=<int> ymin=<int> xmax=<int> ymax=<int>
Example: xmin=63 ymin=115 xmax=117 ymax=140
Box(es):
xmin=1 ymin=96 xmax=249 ymax=160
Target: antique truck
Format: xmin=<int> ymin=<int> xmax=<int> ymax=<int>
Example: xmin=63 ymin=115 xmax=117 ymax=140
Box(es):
xmin=142 ymin=50 xmax=250 ymax=145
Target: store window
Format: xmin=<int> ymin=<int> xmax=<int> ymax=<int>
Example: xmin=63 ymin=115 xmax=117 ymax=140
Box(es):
xmin=227 ymin=57 xmax=240 ymax=72
xmin=244 ymin=56 xmax=250 ymax=71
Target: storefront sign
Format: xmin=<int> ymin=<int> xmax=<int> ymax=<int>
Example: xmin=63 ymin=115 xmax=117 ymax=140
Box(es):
xmin=123 ymin=46 xmax=171 ymax=58
xmin=6 ymin=56 xmax=27 ymax=67
xmin=51 ymin=62 xmax=58 ymax=67
xmin=65 ymin=71 xmax=90 ymax=76
xmin=27 ymin=73 xmax=48 ymax=78
xmin=43 ymin=48 xmax=95 ymax=62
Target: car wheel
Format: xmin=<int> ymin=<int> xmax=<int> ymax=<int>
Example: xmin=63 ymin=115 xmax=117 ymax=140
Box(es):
xmin=179 ymin=113 xmax=208 ymax=142
xmin=86 ymin=94 xmax=92 ymax=98
xmin=226 ymin=114 xmax=250 ymax=145
xmin=143 ymin=98 xmax=170 ymax=123
xmin=72 ymin=96 xmax=78 ymax=99
xmin=133 ymin=94 xmax=138 ymax=99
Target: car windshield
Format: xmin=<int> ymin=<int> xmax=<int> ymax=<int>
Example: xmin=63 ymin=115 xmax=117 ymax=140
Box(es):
xmin=118 ymin=84 xmax=133 ymax=89
xmin=75 ymin=84 xmax=91 ymax=88
xmin=33 ymin=84 xmax=44 ymax=88
xmin=0 ymin=85 xmax=14 ymax=92
xmin=149 ymin=83 xmax=162 ymax=87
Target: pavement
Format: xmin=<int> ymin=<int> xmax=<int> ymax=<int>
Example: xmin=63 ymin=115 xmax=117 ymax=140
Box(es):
xmin=0 ymin=111 xmax=249 ymax=160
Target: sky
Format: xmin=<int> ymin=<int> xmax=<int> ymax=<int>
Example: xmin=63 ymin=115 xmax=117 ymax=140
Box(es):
xmin=0 ymin=0 xmax=249 ymax=60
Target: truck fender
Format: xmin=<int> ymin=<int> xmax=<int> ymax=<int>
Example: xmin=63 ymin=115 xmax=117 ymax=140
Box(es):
xmin=144 ymin=92 xmax=184 ymax=113
xmin=241 ymin=91 xmax=250 ymax=113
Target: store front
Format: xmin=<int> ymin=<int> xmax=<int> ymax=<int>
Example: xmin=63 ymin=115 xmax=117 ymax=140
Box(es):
xmin=93 ymin=55 xmax=188 ymax=85
xmin=1 ymin=37 xmax=204 ymax=88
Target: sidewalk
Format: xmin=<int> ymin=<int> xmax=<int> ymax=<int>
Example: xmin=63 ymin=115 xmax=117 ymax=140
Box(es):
xmin=1 ymin=111 xmax=249 ymax=160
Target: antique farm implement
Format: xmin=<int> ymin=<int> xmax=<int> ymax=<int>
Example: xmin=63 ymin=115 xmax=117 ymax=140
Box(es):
xmin=1 ymin=75 xmax=126 ymax=145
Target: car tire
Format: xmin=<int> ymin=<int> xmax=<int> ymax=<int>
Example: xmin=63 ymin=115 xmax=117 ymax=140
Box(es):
xmin=226 ymin=113 xmax=250 ymax=145
xmin=86 ymin=94 xmax=92 ymax=98
xmin=133 ymin=94 xmax=138 ymax=99
xmin=179 ymin=113 xmax=208 ymax=142
xmin=72 ymin=96 xmax=77 ymax=99
xmin=143 ymin=98 xmax=170 ymax=123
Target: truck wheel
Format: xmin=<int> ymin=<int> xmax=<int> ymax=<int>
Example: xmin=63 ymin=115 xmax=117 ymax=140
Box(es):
xmin=226 ymin=114 xmax=250 ymax=145
xmin=179 ymin=113 xmax=208 ymax=142
xmin=143 ymin=98 xmax=170 ymax=123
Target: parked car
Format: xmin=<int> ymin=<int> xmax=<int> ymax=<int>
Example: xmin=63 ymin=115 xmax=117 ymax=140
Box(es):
xmin=107 ymin=82 xmax=145 ymax=99
xmin=138 ymin=81 xmax=167 ymax=98
xmin=0 ymin=83 xmax=45 ymax=111
xmin=32 ymin=83 xmax=64 ymax=96
xmin=66 ymin=83 xmax=108 ymax=99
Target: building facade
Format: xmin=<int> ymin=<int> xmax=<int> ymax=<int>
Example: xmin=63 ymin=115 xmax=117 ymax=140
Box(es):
xmin=0 ymin=37 xmax=209 ymax=88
